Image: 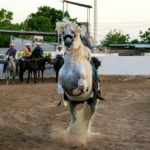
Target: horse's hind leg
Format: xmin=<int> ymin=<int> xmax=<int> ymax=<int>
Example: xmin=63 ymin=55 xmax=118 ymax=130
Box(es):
xmin=87 ymin=98 xmax=98 ymax=134
xmin=69 ymin=101 xmax=77 ymax=124
xmin=12 ymin=73 xmax=16 ymax=84
xmin=34 ymin=70 xmax=37 ymax=83
xmin=41 ymin=70 xmax=44 ymax=82
xmin=27 ymin=70 xmax=30 ymax=83
xmin=66 ymin=101 xmax=77 ymax=133
xmin=6 ymin=71 xmax=9 ymax=85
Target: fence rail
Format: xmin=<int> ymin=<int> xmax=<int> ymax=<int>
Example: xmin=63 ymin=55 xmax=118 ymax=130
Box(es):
xmin=0 ymin=54 xmax=5 ymax=64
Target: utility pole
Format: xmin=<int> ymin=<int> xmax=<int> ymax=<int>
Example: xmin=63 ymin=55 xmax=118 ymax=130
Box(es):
xmin=62 ymin=0 xmax=65 ymax=20
xmin=94 ymin=0 xmax=97 ymax=40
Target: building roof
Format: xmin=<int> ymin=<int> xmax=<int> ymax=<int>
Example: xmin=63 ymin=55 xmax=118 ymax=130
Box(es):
xmin=64 ymin=1 xmax=92 ymax=8
xmin=0 ymin=29 xmax=56 ymax=36
xmin=110 ymin=44 xmax=150 ymax=49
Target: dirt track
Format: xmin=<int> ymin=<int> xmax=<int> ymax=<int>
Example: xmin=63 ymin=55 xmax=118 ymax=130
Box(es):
xmin=0 ymin=76 xmax=150 ymax=150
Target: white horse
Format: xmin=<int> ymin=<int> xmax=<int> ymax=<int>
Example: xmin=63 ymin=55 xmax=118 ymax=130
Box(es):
xmin=56 ymin=21 xmax=98 ymax=135
xmin=5 ymin=56 xmax=16 ymax=84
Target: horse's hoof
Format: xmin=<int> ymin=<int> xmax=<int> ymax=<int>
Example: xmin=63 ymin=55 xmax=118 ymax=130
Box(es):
xmin=56 ymin=101 xmax=61 ymax=106
xmin=65 ymin=126 xmax=71 ymax=134
xmin=88 ymin=131 xmax=100 ymax=136
xmin=63 ymin=100 xmax=68 ymax=107
xmin=72 ymin=89 xmax=81 ymax=95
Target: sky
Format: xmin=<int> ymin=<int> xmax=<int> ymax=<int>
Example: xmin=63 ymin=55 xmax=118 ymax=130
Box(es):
xmin=0 ymin=0 xmax=150 ymax=42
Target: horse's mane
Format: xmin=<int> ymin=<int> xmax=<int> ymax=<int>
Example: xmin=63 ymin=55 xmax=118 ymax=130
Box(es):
xmin=55 ymin=18 xmax=76 ymax=33
xmin=68 ymin=26 xmax=91 ymax=61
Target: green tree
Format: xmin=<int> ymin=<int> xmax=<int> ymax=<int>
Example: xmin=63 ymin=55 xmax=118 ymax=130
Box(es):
xmin=0 ymin=8 xmax=14 ymax=47
xmin=25 ymin=6 xmax=76 ymax=31
xmin=101 ymin=30 xmax=130 ymax=47
xmin=130 ymin=39 xmax=140 ymax=44
xmin=0 ymin=8 xmax=13 ymax=22
xmin=139 ymin=28 xmax=150 ymax=44
xmin=24 ymin=6 xmax=76 ymax=42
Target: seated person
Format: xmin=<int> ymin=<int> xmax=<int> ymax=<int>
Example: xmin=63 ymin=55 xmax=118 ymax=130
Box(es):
xmin=23 ymin=43 xmax=32 ymax=59
xmin=55 ymin=45 xmax=64 ymax=58
xmin=33 ymin=42 xmax=44 ymax=57
xmin=77 ymin=23 xmax=104 ymax=100
xmin=3 ymin=43 xmax=17 ymax=73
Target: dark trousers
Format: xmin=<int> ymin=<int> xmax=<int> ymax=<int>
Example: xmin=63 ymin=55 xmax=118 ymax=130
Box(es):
xmin=3 ymin=61 xmax=7 ymax=72
xmin=92 ymin=65 xmax=100 ymax=86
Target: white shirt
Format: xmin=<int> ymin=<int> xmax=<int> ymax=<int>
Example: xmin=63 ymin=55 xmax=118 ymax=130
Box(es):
xmin=55 ymin=49 xmax=64 ymax=57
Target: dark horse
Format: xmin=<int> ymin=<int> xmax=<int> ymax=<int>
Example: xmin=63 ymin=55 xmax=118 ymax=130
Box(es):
xmin=19 ymin=51 xmax=52 ymax=83
xmin=19 ymin=51 xmax=39 ymax=83
xmin=53 ymin=55 xmax=64 ymax=82
xmin=37 ymin=55 xmax=53 ymax=82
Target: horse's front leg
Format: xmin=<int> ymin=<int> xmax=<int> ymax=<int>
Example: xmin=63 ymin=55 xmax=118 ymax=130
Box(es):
xmin=34 ymin=70 xmax=37 ymax=83
xmin=6 ymin=71 xmax=9 ymax=85
xmin=72 ymin=72 xmax=87 ymax=95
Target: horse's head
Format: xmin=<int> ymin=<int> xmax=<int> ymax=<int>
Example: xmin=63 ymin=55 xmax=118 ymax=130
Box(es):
xmin=45 ymin=55 xmax=53 ymax=64
xmin=63 ymin=25 xmax=82 ymax=49
xmin=31 ymin=50 xmax=42 ymax=58
xmin=55 ymin=20 xmax=81 ymax=49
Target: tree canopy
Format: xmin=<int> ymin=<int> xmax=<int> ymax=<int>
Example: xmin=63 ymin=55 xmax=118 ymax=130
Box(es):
xmin=101 ymin=30 xmax=130 ymax=47
xmin=0 ymin=6 xmax=76 ymax=47
xmin=139 ymin=28 xmax=150 ymax=44
xmin=25 ymin=6 xmax=76 ymax=32
xmin=0 ymin=8 xmax=14 ymax=47
xmin=0 ymin=7 xmax=150 ymax=48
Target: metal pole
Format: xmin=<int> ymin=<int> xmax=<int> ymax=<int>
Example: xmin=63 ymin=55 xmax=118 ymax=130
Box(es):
xmin=62 ymin=0 xmax=65 ymax=20
xmin=94 ymin=0 xmax=97 ymax=40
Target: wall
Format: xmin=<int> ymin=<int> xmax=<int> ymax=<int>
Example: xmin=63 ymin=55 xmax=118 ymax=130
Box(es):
xmin=96 ymin=56 xmax=150 ymax=75
xmin=12 ymin=37 xmax=57 ymax=51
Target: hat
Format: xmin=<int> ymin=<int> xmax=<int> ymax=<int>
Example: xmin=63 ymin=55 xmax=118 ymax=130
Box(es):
xmin=36 ymin=42 xmax=42 ymax=46
xmin=10 ymin=43 xmax=15 ymax=47
xmin=25 ymin=43 xmax=31 ymax=46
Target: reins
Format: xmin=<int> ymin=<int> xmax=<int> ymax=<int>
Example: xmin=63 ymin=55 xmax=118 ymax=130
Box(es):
xmin=23 ymin=56 xmax=51 ymax=62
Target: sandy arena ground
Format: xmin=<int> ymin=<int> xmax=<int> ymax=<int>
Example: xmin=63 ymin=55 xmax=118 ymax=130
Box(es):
xmin=0 ymin=76 xmax=150 ymax=150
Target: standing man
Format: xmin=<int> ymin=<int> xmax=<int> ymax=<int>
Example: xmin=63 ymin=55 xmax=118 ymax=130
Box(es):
xmin=3 ymin=43 xmax=17 ymax=73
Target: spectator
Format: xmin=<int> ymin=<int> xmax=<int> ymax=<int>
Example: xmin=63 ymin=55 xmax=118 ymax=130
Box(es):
xmin=24 ymin=43 xmax=32 ymax=58
xmin=3 ymin=43 xmax=17 ymax=73
xmin=55 ymin=45 xmax=64 ymax=58
xmin=33 ymin=42 xmax=44 ymax=57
